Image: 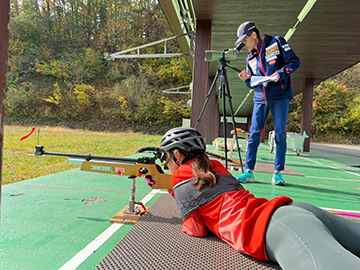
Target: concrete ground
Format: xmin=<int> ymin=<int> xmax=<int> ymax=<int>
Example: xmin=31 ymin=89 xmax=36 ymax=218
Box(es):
xmin=311 ymin=143 xmax=360 ymax=159
xmin=1 ymin=142 xmax=360 ymax=269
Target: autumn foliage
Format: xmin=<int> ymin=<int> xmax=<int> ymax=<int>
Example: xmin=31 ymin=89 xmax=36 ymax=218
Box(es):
xmin=6 ymin=0 xmax=191 ymax=134
xmin=5 ymin=1 xmax=360 ymax=142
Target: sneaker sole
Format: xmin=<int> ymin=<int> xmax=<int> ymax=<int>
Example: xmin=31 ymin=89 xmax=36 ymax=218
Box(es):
xmin=237 ymin=178 xmax=255 ymax=183
xmin=272 ymin=180 xmax=286 ymax=186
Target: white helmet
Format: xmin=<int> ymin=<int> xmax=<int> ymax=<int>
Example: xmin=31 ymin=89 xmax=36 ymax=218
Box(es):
xmin=160 ymin=127 xmax=206 ymax=152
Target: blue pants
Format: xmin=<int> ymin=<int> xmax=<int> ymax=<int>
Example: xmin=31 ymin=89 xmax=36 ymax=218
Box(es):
xmin=245 ymin=99 xmax=289 ymax=171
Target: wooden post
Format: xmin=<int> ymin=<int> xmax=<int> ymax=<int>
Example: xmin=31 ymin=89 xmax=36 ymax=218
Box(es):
xmin=204 ymin=75 xmax=220 ymax=144
xmin=0 ymin=0 xmax=10 ymax=222
xmin=301 ymin=78 xmax=314 ymax=152
xmin=191 ymin=20 xmax=216 ymax=144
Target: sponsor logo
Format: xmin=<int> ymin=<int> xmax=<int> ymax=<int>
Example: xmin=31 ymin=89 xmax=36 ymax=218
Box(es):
xmin=266 ymin=55 xmax=277 ymax=61
xmin=269 ymin=60 xmax=276 ymax=65
xmin=266 ymin=42 xmax=278 ymax=50
xmin=266 ymin=42 xmax=280 ymax=60
xmin=249 ymin=58 xmax=259 ymax=75
xmin=282 ymin=44 xmax=291 ymax=52
xmin=266 ymin=43 xmax=279 ymax=56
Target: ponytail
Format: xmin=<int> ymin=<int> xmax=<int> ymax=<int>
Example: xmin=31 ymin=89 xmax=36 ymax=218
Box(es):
xmin=189 ymin=152 xmax=217 ymax=190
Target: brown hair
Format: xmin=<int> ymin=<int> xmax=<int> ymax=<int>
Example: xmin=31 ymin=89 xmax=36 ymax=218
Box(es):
xmin=189 ymin=152 xmax=217 ymax=190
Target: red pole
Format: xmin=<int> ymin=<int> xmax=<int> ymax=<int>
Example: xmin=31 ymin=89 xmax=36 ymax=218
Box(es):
xmin=0 ymin=0 xmax=11 ymax=223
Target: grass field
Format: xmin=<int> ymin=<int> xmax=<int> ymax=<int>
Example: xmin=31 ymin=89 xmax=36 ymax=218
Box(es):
xmin=2 ymin=125 xmax=163 ymax=185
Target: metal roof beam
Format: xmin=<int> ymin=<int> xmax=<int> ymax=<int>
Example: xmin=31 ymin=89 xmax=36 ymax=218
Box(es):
xmin=105 ymin=32 xmax=195 ymax=59
xmin=161 ymin=85 xmax=192 ymax=94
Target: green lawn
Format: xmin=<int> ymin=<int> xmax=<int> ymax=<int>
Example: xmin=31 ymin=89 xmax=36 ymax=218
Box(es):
xmin=2 ymin=125 xmax=163 ymax=185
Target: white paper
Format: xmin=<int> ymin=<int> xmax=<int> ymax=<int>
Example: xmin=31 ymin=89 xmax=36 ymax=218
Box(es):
xmin=250 ymin=76 xmax=277 ymax=87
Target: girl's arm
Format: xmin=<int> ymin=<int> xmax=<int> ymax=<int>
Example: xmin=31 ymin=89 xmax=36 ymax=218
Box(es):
xmin=182 ymin=211 xmax=208 ymax=237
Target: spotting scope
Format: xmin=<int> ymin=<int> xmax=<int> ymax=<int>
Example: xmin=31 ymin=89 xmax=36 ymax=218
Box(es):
xmin=204 ymin=42 xmax=245 ymax=62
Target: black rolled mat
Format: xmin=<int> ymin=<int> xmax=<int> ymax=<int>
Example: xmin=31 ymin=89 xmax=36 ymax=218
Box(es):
xmin=96 ymin=194 xmax=281 ymax=270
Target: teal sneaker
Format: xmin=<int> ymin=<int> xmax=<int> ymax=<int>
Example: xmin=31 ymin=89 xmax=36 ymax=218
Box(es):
xmin=272 ymin=173 xmax=286 ymax=186
xmin=236 ymin=169 xmax=255 ymax=183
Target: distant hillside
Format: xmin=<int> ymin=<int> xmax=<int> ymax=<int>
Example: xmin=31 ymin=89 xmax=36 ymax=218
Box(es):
xmin=6 ymin=0 xmax=191 ymax=134
xmin=6 ymin=0 xmax=360 ymax=142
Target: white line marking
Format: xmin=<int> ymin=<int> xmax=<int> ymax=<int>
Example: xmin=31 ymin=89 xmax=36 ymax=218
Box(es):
xmin=59 ymin=223 xmax=124 ymax=270
xmin=329 ymin=166 xmax=360 ymax=177
xmin=59 ymin=189 xmax=163 ymax=270
xmin=305 ymin=176 xmax=360 ymax=182
xmin=298 ymin=157 xmax=360 ymax=178
xmin=298 ymin=156 xmax=323 ymax=165
xmin=321 ymin=207 xmax=360 ymax=214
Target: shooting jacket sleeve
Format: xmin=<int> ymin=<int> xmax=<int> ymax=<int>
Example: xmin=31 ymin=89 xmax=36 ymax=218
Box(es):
xmin=182 ymin=210 xmax=208 ymax=237
xmin=275 ymin=36 xmax=300 ymax=81
xmin=244 ymin=78 xmax=253 ymax=89
xmin=167 ymin=189 xmax=175 ymax=197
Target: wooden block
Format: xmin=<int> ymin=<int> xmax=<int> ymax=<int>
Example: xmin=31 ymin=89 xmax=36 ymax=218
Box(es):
xmin=110 ymin=205 xmax=149 ymax=224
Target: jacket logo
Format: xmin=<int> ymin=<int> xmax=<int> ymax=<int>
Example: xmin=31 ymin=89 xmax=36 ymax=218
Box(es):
xmin=249 ymin=58 xmax=259 ymax=75
xmin=269 ymin=60 xmax=276 ymax=65
xmin=265 ymin=43 xmax=280 ymax=60
xmin=265 ymin=43 xmax=279 ymax=55
xmin=282 ymin=44 xmax=291 ymax=52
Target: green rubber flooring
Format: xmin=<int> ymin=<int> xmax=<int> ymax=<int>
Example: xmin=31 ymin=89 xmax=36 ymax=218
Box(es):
xmin=1 ymin=143 xmax=360 ymax=270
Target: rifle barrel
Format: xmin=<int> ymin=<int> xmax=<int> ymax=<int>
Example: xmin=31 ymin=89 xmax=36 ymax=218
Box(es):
xmin=35 ymin=145 xmax=139 ymax=163
xmin=67 ymin=158 xmax=136 ymax=165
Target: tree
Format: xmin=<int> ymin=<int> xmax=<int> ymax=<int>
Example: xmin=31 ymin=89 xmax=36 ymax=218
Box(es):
xmin=6 ymin=0 xmax=192 ymax=134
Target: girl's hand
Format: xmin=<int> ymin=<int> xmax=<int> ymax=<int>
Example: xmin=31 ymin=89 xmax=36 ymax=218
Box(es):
xmin=270 ymin=72 xmax=280 ymax=82
xmin=238 ymin=70 xmax=251 ymax=80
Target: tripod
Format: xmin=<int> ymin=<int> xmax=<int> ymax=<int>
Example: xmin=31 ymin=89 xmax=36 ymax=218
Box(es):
xmin=195 ymin=57 xmax=244 ymax=172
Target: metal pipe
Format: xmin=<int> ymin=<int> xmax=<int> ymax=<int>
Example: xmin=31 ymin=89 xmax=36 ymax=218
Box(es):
xmin=35 ymin=145 xmax=138 ymax=163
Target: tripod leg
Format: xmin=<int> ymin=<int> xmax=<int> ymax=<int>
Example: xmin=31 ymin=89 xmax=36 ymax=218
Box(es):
xmin=220 ymin=73 xmax=229 ymax=169
xmin=224 ymin=71 xmax=244 ymax=172
xmin=195 ymin=70 xmax=220 ymax=130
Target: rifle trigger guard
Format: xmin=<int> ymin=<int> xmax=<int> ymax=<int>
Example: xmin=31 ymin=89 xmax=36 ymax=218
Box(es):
xmin=139 ymin=168 xmax=148 ymax=174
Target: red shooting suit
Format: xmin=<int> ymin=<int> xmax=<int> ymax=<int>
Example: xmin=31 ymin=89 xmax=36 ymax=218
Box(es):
xmin=170 ymin=159 xmax=292 ymax=261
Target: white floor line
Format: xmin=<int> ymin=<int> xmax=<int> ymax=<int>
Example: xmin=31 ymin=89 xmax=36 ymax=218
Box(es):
xmin=299 ymin=156 xmax=360 ymax=178
xmin=321 ymin=207 xmax=360 ymax=214
xmin=305 ymin=175 xmax=360 ymax=182
xmin=59 ymin=189 xmax=163 ymax=270
xmin=329 ymin=165 xmax=360 ymax=177
xmin=298 ymin=156 xmax=323 ymax=165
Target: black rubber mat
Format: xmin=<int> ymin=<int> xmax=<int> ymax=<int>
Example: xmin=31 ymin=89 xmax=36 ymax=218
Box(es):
xmin=96 ymin=194 xmax=282 ymax=270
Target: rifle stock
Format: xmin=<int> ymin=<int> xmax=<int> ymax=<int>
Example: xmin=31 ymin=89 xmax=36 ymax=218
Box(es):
xmin=36 ymin=145 xmax=173 ymax=190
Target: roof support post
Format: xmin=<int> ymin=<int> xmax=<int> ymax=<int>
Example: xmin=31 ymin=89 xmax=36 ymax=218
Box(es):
xmin=0 ymin=0 xmax=10 ymax=223
xmin=205 ymin=75 xmax=219 ymax=144
xmin=191 ymin=20 xmax=217 ymax=144
xmin=301 ymin=78 xmax=314 ymax=152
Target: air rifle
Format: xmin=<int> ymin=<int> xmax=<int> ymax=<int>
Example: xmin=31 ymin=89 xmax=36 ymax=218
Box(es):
xmin=35 ymin=145 xmax=172 ymax=190
xmin=34 ymin=145 xmax=172 ymax=223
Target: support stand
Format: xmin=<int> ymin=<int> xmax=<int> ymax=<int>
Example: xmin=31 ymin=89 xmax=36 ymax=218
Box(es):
xmin=195 ymin=57 xmax=244 ymax=172
xmin=110 ymin=176 xmax=148 ymax=224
